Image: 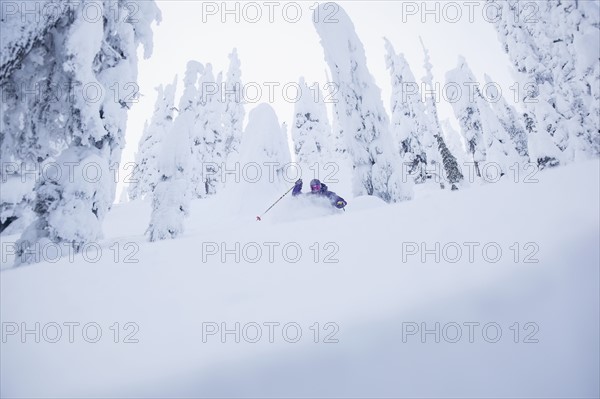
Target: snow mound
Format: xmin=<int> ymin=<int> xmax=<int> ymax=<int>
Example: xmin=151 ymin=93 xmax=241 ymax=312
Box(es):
xmin=267 ymin=195 xmax=343 ymax=223
xmin=219 ymin=103 xmax=292 ymax=220
xmin=347 ymin=195 xmax=387 ymax=212
xmin=1 ymin=160 xmax=598 ymax=398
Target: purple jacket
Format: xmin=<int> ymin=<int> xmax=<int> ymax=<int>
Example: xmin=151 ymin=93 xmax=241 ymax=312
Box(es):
xmin=292 ymin=181 xmax=347 ymax=209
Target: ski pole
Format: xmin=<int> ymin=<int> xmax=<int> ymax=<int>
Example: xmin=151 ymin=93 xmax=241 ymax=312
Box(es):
xmin=256 ymin=185 xmax=295 ymax=221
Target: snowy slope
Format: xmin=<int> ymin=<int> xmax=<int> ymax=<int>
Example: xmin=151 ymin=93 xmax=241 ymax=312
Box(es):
xmin=1 ymin=160 xmax=599 ymax=398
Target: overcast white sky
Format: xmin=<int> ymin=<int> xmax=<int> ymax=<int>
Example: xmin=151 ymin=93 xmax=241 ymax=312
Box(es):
xmin=121 ymin=0 xmax=517 ymax=194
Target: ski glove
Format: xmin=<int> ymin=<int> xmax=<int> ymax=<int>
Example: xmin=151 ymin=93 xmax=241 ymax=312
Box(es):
xmin=335 ymin=199 xmax=347 ymax=209
xmin=292 ymin=179 xmax=303 ymax=196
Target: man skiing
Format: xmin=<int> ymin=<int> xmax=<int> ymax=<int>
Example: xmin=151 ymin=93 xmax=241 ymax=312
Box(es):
xmin=292 ymin=179 xmax=347 ymax=209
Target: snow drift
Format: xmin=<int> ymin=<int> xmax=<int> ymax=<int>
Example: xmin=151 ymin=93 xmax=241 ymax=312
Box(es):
xmin=1 ymin=160 xmax=598 ymax=398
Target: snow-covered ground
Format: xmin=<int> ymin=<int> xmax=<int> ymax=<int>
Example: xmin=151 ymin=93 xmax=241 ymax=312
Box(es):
xmin=1 ymin=160 xmax=599 ymax=398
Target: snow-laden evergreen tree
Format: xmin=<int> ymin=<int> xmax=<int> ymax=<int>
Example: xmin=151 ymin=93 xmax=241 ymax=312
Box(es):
xmin=7 ymin=1 xmax=161 ymax=264
xmin=242 ymin=104 xmax=292 ymax=192
xmin=173 ymin=61 xmax=203 ymax=197
xmin=218 ymin=104 xmax=292 ymax=217
xmin=323 ymin=68 xmax=347 ymax=159
xmin=488 ymin=0 xmax=561 ymax=167
xmin=222 ymin=48 xmax=245 ymax=165
xmin=0 ymin=0 xmax=65 ymax=81
xmin=313 ymin=4 xmax=413 ymax=202
xmin=146 ymin=62 xmax=205 ymax=242
xmin=239 ymin=104 xmax=292 ymax=183
xmin=129 ymin=76 xmax=178 ymax=200
xmin=446 ymin=57 xmax=519 ymax=180
xmin=484 ymin=74 xmax=529 ymax=159
xmin=445 ymin=57 xmax=487 ymax=178
xmin=441 ymin=119 xmax=468 ymax=168
xmin=384 ymin=38 xmax=428 ymax=184
xmin=477 ymin=97 xmax=522 ymax=180
xmin=420 ymin=38 xmax=463 ymax=188
xmin=1 ymin=3 xmax=85 ymax=234
xmin=192 ymin=64 xmax=225 ymax=198
xmin=540 ymin=0 xmax=599 ymax=160
xmin=487 ymin=0 xmax=600 ymax=166
xmin=146 ymin=117 xmax=191 ymax=242
xmin=572 ymin=1 xmax=600 ymax=156
xmin=291 ymin=77 xmax=333 ymax=176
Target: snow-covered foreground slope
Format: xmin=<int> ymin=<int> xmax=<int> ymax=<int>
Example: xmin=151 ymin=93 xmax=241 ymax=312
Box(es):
xmin=1 ymin=161 xmax=599 ymax=398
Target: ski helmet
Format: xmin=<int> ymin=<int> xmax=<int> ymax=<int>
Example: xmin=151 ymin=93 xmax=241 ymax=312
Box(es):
xmin=310 ymin=179 xmax=322 ymax=192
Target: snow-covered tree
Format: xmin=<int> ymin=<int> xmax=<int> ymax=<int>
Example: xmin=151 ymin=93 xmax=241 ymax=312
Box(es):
xmin=441 ymin=119 xmax=468 ymax=168
xmin=291 ymin=77 xmax=333 ymax=175
xmin=540 ymin=0 xmax=599 ymax=160
xmin=445 ymin=57 xmax=487 ymax=178
xmin=420 ymin=38 xmax=463 ymax=188
xmin=478 ymin=97 xmax=522 ymax=179
xmin=484 ymin=74 xmax=529 ymax=159
xmin=313 ymin=4 xmax=412 ymax=202
xmin=323 ymin=68 xmax=347 ymax=158
xmin=446 ymin=57 xmax=519 ymax=180
xmin=222 ymin=48 xmax=245 ymax=164
xmin=240 ymin=104 xmax=291 ymax=183
xmin=129 ymin=76 xmax=178 ymax=200
xmin=0 ymin=0 xmax=65 ymax=82
xmin=146 ymin=118 xmax=191 ymax=242
xmin=172 ymin=61 xmax=203 ymax=198
xmin=487 ymin=0 xmax=600 ymax=167
xmin=572 ymin=1 xmax=600 ymax=157
xmin=384 ymin=38 xmax=428 ymax=184
xmin=192 ymin=64 xmax=225 ymax=198
xmin=219 ymin=104 xmax=292 ymax=217
xmin=239 ymin=104 xmax=291 ymax=194
xmin=145 ymin=62 xmax=207 ymax=242
xmin=0 ymin=4 xmax=81 ymax=234
xmin=441 ymin=119 xmax=470 ymax=189
xmin=8 ymin=1 xmax=161 ymax=264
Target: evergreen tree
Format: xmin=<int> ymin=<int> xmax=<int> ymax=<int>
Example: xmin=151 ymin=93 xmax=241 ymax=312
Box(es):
xmin=445 ymin=56 xmax=486 ymax=178
xmin=420 ymin=38 xmax=463 ymax=188
xmin=313 ymin=4 xmax=413 ymax=202
xmin=384 ymin=38 xmax=428 ymax=184
xmin=9 ymin=1 xmax=161 ymax=264
xmin=484 ymin=74 xmax=529 ymax=159
xmin=291 ymin=77 xmax=333 ymax=175
xmin=487 ymin=0 xmax=590 ymax=168
xmin=174 ymin=61 xmax=203 ymax=197
xmin=447 ymin=57 xmax=519 ymax=181
xmin=193 ymin=64 xmax=225 ymax=197
xmin=239 ymin=104 xmax=292 ymax=190
xmin=129 ymin=76 xmax=178 ymax=200
xmin=147 ymin=118 xmax=191 ymax=242
xmin=222 ymin=48 xmax=245 ymax=164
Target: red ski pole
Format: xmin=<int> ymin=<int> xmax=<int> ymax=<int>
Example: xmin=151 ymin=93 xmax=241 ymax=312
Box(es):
xmin=256 ymin=185 xmax=295 ymax=221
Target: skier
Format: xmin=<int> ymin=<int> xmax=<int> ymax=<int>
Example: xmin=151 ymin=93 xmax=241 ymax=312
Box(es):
xmin=292 ymin=179 xmax=347 ymax=209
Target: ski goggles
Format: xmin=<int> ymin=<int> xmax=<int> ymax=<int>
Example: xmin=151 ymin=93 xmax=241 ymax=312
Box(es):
xmin=310 ymin=183 xmax=321 ymax=191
